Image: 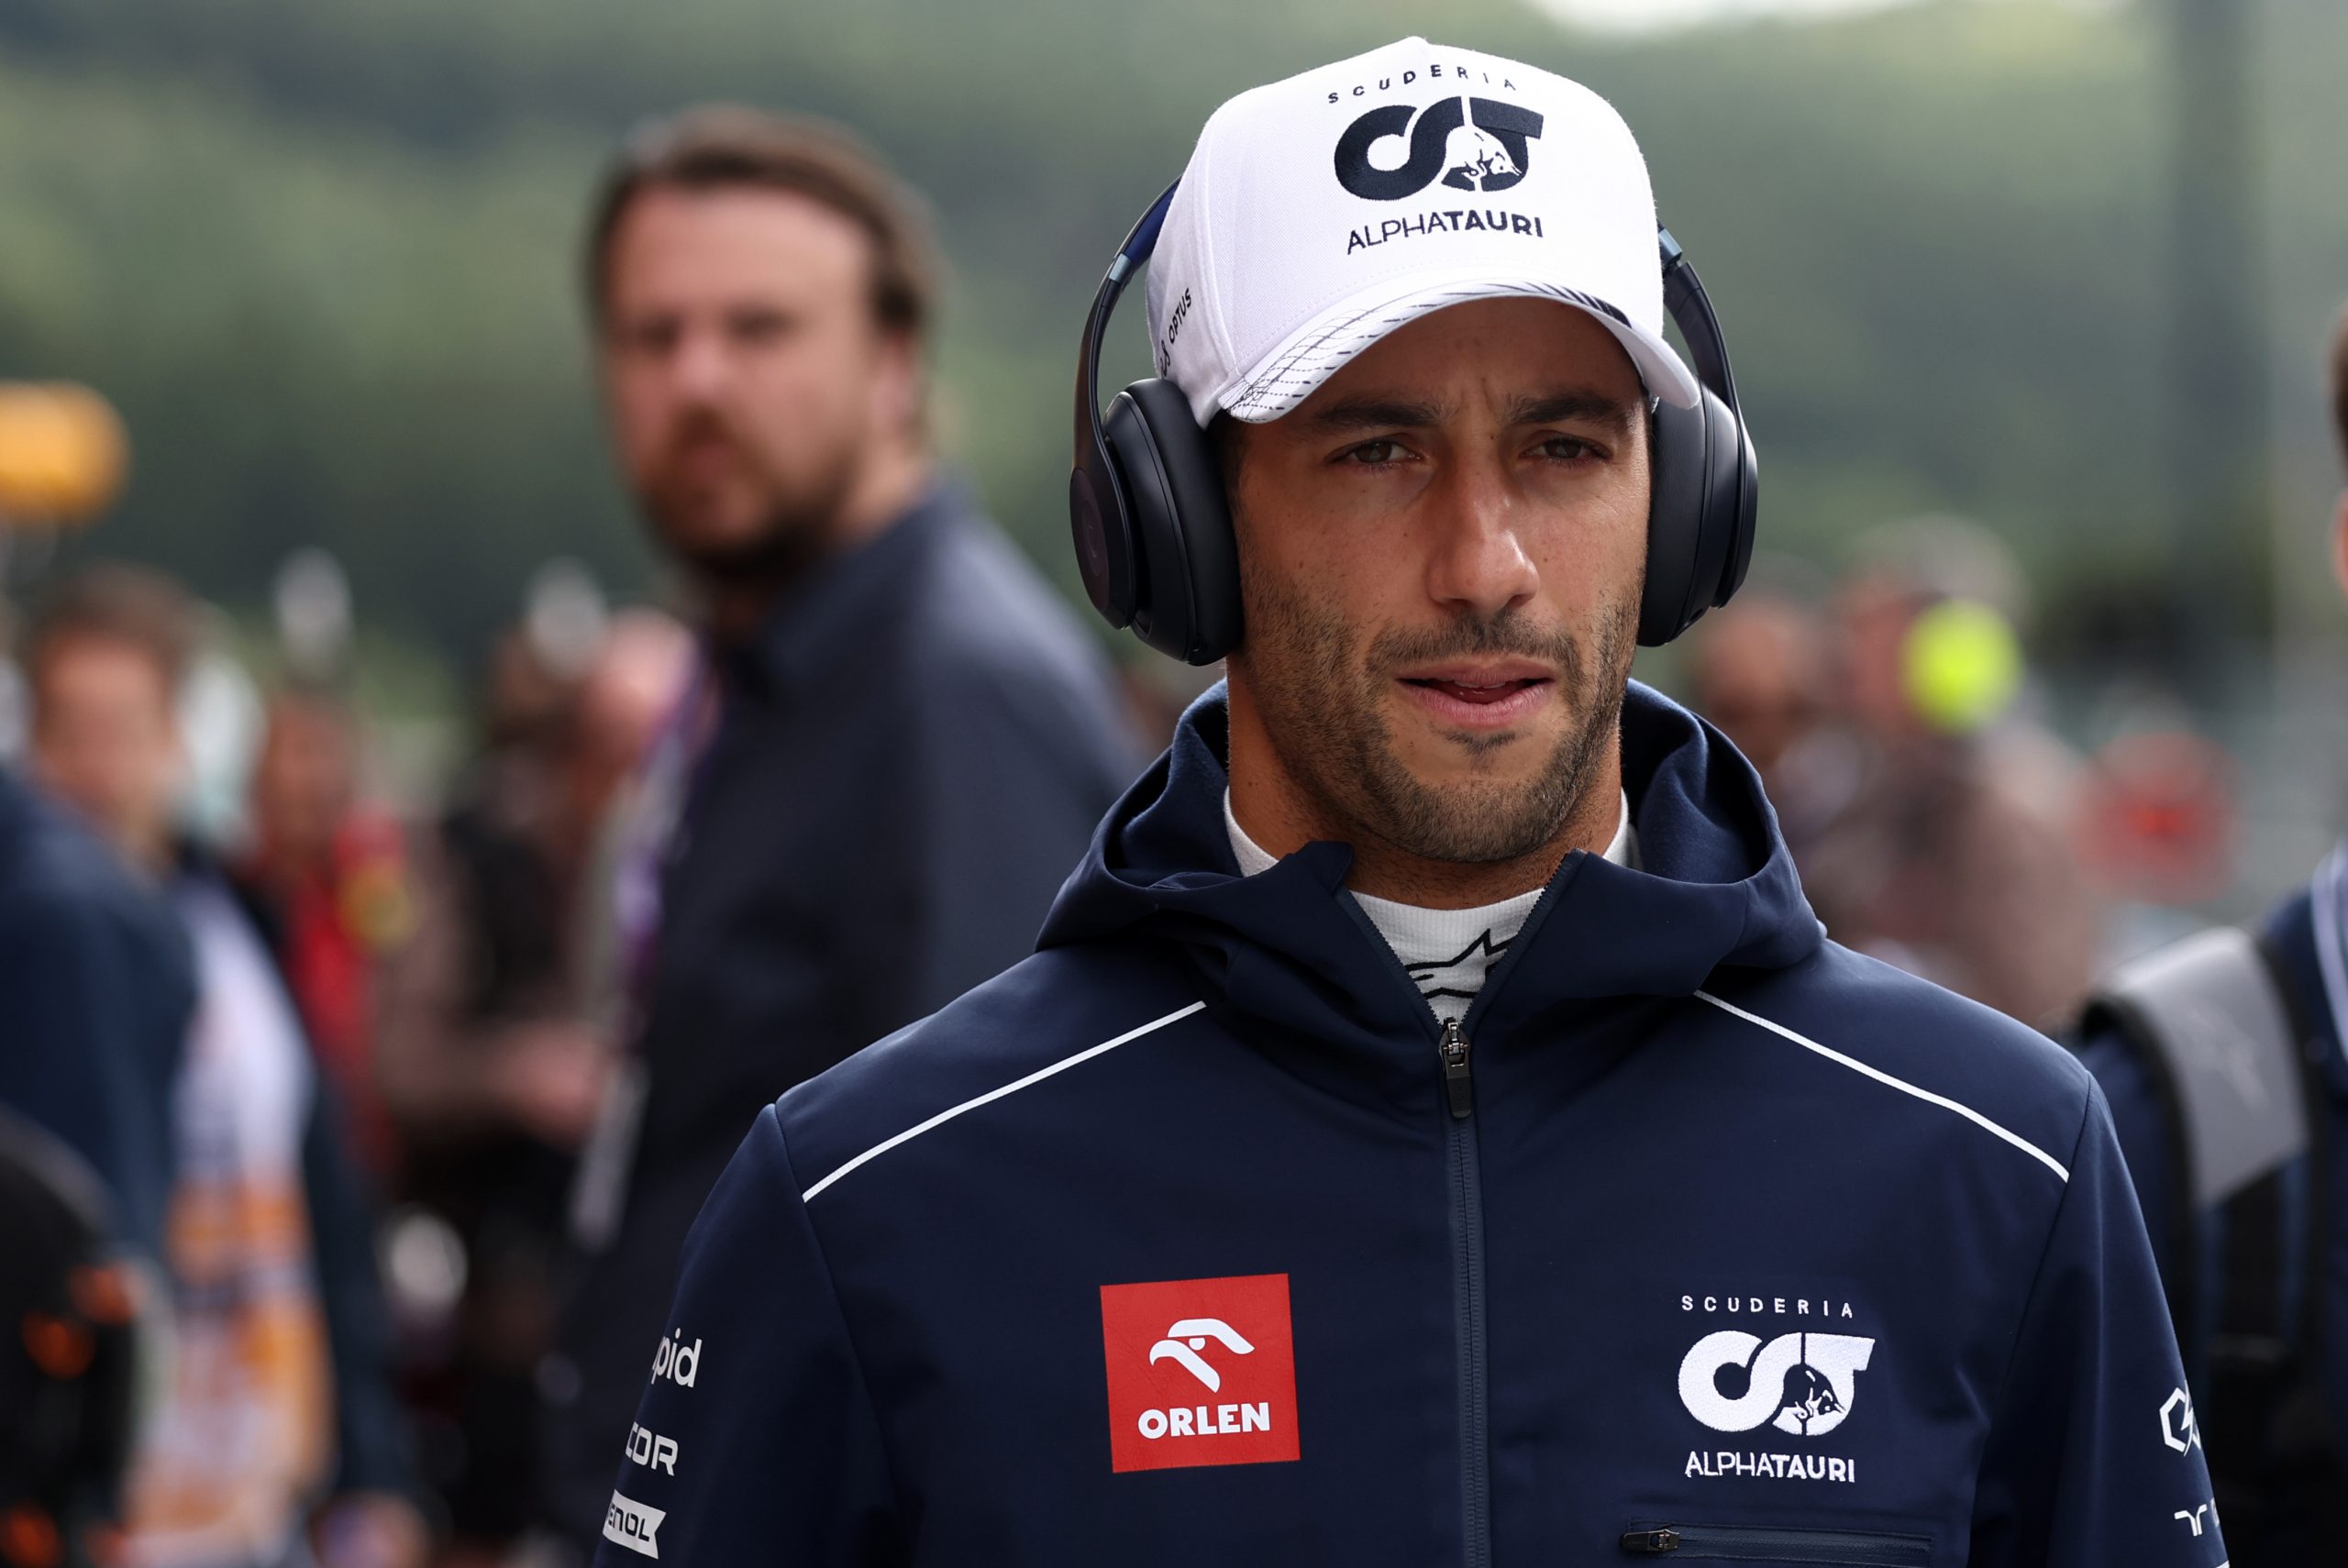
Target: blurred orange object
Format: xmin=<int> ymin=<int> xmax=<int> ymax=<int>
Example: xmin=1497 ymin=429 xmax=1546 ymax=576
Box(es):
xmin=0 ymin=382 xmax=129 ymax=526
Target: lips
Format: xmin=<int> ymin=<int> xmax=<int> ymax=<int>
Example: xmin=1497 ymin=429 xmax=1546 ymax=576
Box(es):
xmin=1414 ymin=677 xmax=1541 ymax=705
xmin=1395 ymin=662 xmax=1556 ymax=728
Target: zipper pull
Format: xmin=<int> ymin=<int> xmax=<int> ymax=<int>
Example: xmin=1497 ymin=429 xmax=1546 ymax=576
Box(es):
xmin=1620 ymin=1528 xmax=1681 ymax=1554
xmin=1439 ymin=1016 xmax=1474 ymax=1119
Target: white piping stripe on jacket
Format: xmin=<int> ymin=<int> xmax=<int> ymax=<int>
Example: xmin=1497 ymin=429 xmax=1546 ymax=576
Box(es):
xmin=803 ymin=1001 xmax=1208 ymax=1201
xmin=1696 ymin=990 xmax=2072 ymax=1184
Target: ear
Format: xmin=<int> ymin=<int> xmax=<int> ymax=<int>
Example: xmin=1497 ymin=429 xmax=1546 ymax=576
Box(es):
xmin=2333 ymin=492 xmax=2348 ymax=607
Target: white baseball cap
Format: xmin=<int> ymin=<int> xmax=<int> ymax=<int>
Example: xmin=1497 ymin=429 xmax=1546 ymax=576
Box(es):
xmin=1145 ymin=37 xmax=1699 ymax=427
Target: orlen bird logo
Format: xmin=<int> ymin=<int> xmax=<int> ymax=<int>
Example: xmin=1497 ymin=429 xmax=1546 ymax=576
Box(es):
xmin=1335 ymin=96 xmax=1545 ymax=202
xmin=1678 ymin=1331 xmax=1877 ymax=1439
xmin=1149 ymin=1318 xmax=1254 ymax=1392
xmin=1102 ymin=1274 xmax=1300 ymax=1473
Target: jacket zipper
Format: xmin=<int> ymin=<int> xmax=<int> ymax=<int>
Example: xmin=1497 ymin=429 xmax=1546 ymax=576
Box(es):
xmin=1343 ymin=865 xmax=1581 ymax=1568
xmin=1440 ymin=1014 xmax=1490 ymax=1568
xmin=1619 ymin=1524 xmax=1931 ymax=1564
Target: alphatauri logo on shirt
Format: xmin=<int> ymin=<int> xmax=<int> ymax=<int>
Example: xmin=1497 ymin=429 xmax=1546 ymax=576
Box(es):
xmin=1678 ymin=1330 xmax=1877 ymax=1438
xmin=1101 ymin=1274 xmax=1301 ymax=1472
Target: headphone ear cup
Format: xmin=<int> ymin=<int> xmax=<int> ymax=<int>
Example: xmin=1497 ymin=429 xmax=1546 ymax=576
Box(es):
xmin=1068 ymin=459 xmax=1139 ymax=629
xmin=1102 ymin=379 xmax=1241 ymax=665
xmin=1638 ymin=388 xmax=1756 ymax=646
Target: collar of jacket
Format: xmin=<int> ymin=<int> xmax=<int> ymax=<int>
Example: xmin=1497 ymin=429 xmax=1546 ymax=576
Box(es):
xmin=720 ymin=478 xmax=961 ymax=700
xmin=1041 ymin=679 xmax=1823 ymax=1079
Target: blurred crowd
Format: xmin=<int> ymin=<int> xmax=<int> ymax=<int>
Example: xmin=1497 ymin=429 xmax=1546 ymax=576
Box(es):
xmin=0 ymin=91 xmax=2337 ymax=1568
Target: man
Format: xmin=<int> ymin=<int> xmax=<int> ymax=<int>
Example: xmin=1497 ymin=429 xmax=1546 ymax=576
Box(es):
xmin=2073 ymin=311 xmax=2348 ymax=1562
xmin=235 ymin=683 xmax=414 ymax=1177
xmin=1683 ymin=586 xmax=1845 ymax=861
xmin=592 ymin=43 xmax=2214 ymax=1565
xmin=382 ymin=610 xmax=687 ymax=1561
xmin=543 ymin=109 xmax=1139 ymax=1545
xmin=27 ymin=566 xmax=421 ymax=1568
xmin=1802 ymin=534 xmax=2099 ymax=1028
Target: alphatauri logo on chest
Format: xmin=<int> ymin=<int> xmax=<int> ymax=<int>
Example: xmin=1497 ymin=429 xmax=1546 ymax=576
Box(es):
xmin=1100 ymin=1274 xmax=1301 ymax=1473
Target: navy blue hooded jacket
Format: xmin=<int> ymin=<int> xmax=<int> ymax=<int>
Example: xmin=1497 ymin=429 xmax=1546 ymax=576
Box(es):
xmin=590 ymin=685 xmax=2221 ymax=1567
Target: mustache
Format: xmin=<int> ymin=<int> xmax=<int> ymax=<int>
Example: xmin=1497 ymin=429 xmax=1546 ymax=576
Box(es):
xmin=659 ymin=404 xmax=741 ymax=460
xmin=1366 ymin=611 xmax=1580 ymax=678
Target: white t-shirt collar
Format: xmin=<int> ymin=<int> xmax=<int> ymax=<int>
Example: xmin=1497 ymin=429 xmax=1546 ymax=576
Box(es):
xmin=1222 ymin=789 xmax=1637 ymax=1023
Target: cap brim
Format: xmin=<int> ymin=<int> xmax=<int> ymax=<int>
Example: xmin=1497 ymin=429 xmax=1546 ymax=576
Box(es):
xmin=1215 ymin=273 xmax=1701 ymax=425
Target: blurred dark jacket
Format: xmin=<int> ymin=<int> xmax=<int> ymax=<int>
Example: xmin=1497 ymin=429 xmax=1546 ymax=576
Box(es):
xmin=541 ymin=483 xmax=1141 ymax=1547
xmin=0 ymin=766 xmax=192 ymax=1259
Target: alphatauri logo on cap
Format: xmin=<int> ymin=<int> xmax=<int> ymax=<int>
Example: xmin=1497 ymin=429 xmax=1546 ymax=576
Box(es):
xmin=1335 ymin=96 xmax=1545 ymax=202
xmin=1101 ymin=1274 xmax=1300 ymax=1473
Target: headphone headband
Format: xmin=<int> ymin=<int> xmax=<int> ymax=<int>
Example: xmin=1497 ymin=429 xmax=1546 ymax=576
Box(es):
xmin=1069 ymin=180 xmax=1182 ymax=627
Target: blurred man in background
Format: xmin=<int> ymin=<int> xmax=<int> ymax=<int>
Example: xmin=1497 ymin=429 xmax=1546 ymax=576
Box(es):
xmin=2073 ymin=312 xmax=2348 ymax=1563
xmin=236 ymin=683 xmax=415 ymax=1180
xmin=1798 ymin=523 xmax=2099 ymax=1028
xmin=379 ymin=608 xmax=688 ymax=1567
xmin=1684 ymin=582 xmax=1848 ymax=863
xmin=540 ymin=108 xmax=1138 ymax=1550
xmin=26 ymin=565 xmax=421 ymax=1568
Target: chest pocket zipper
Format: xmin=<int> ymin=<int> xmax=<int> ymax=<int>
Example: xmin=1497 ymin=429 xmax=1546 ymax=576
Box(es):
xmin=1619 ymin=1524 xmax=1931 ymax=1565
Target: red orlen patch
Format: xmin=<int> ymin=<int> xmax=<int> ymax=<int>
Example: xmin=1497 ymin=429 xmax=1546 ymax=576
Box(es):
xmin=1100 ymin=1273 xmax=1300 ymax=1473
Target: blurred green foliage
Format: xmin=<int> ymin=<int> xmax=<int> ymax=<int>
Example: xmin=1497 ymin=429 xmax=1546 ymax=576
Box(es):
xmin=1 ymin=0 xmax=2343 ymax=674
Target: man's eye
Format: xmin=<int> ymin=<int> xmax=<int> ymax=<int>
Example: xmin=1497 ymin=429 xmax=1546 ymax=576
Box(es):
xmin=620 ymin=320 xmax=680 ymax=358
xmin=1340 ymin=440 xmax=1409 ymax=466
xmin=729 ymin=311 xmax=792 ymax=347
xmin=1535 ymin=436 xmax=1601 ymax=462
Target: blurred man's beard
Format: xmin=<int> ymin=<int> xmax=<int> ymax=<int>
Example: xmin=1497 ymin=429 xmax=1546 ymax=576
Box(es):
xmin=1237 ymin=558 xmax=1635 ymax=866
xmin=639 ymin=412 xmax=863 ymax=585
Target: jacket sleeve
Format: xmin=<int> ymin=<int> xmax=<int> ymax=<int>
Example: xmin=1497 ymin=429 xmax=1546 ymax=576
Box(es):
xmin=1968 ymin=1080 xmax=2225 ymax=1566
xmin=2072 ymin=1023 xmax=2186 ymax=1288
xmin=589 ymin=1104 xmax=903 ymax=1568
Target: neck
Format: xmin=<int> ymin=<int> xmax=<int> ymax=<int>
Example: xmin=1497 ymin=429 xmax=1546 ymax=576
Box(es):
xmin=1225 ymin=675 xmax=1623 ymax=911
xmin=116 ymin=817 xmax=176 ymax=881
xmin=701 ymin=441 xmax=932 ymax=646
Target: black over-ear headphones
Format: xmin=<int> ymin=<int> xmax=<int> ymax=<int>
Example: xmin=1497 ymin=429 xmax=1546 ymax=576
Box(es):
xmin=1070 ymin=182 xmax=1759 ymax=664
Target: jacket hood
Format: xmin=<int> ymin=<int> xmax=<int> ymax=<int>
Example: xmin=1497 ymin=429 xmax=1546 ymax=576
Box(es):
xmin=1040 ymin=680 xmax=1822 ymax=1053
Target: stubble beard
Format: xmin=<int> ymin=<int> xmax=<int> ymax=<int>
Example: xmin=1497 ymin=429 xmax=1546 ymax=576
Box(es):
xmin=1238 ymin=555 xmax=1637 ymax=866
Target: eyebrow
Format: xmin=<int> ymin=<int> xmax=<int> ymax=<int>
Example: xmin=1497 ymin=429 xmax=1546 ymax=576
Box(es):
xmin=1503 ymin=390 xmax=1644 ymax=436
xmin=1305 ymin=395 xmax=1446 ymax=434
xmin=1304 ymin=388 xmax=1643 ymax=436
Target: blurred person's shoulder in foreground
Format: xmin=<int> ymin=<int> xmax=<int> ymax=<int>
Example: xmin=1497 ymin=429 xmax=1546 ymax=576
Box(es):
xmin=0 ymin=758 xmax=193 ymax=1261
xmin=542 ymin=105 xmax=1138 ymax=1550
xmin=2070 ymin=307 xmax=2348 ymax=1561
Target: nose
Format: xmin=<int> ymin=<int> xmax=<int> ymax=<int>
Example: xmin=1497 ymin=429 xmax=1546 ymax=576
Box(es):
xmin=668 ymin=321 xmax=733 ymax=403
xmin=1422 ymin=458 xmax=1539 ymax=620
